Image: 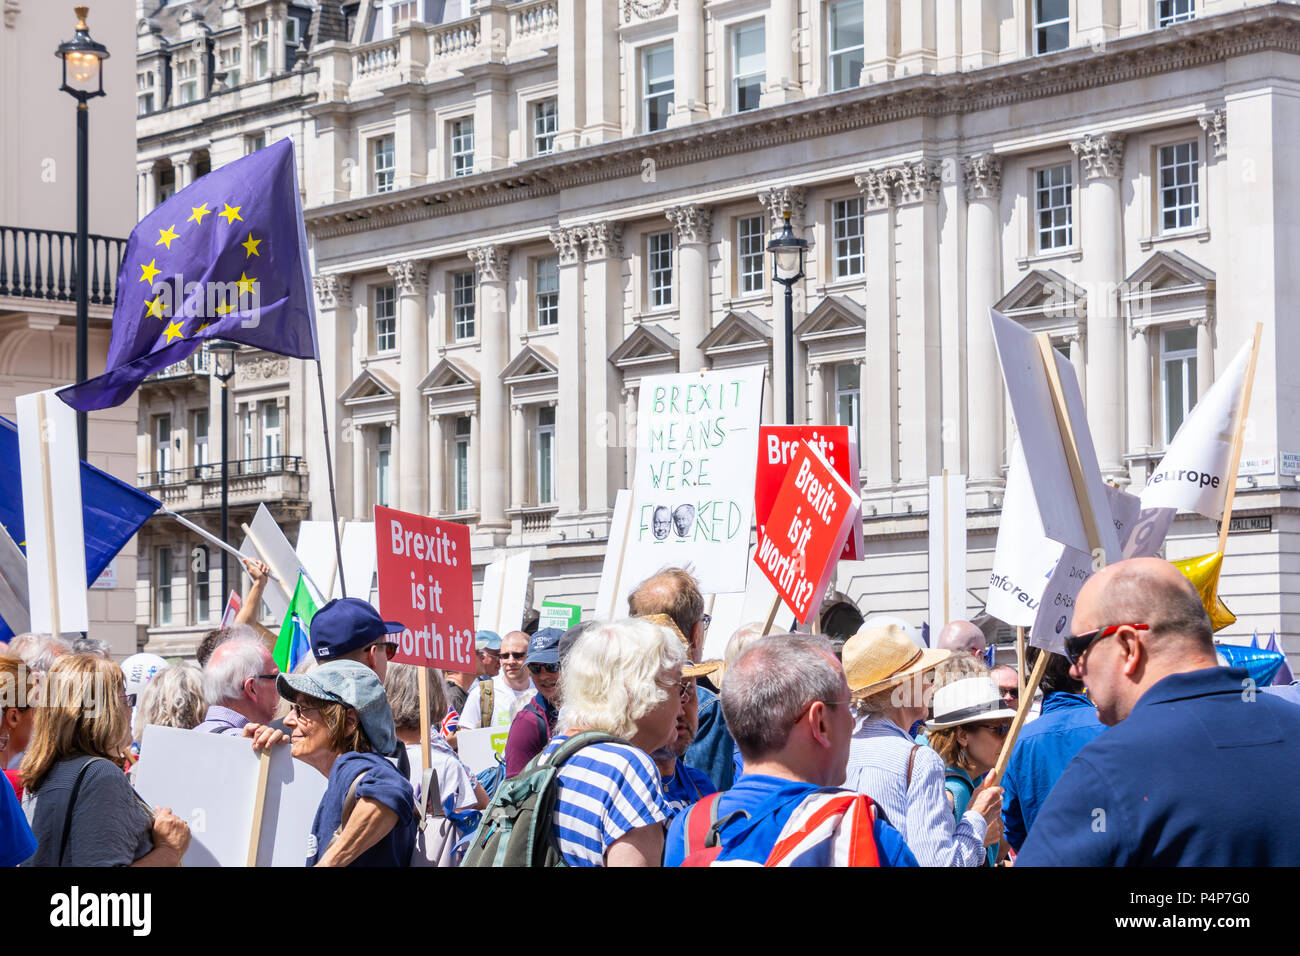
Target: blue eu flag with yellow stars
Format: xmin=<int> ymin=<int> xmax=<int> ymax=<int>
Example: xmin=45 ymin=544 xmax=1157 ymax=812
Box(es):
xmin=60 ymin=137 xmax=318 ymax=411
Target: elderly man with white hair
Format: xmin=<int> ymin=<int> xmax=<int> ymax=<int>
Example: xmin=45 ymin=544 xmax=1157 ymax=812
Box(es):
xmin=194 ymin=638 xmax=281 ymax=735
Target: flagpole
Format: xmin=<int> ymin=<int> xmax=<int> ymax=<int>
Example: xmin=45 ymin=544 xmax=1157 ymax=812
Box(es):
xmin=1215 ymin=323 xmax=1263 ymax=559
xmin=314 ymin=359 xmax=348 ymax=599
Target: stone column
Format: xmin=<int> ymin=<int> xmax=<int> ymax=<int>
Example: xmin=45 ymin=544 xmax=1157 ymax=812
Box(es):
xmin=352 ymin=424 xmax=367 ymax=517
xmin=469 ymin=244 xmax=511 ymax=534
xmin=808 ymin=363 xmax=826 ymax=425
xmin=468 ymin=410 xmax=481 ymax=515
xmin=862 ymin=0 xmax=900 ymax=84
xmin=555 ymin=0 xmax=586 ymax=150
xmin=757 ymin=187 xmax=808 ymax=426
xmin=1193 ymin=315 xmax=1214 ymax=401
xmin=310 ymin=275 xmax=355 ymax=522
xmin=138 ymin=162 xmax=158 ymax=219
xmin=665 ymin=205 xmax=712 ymax=372
xmin=892 ymin=159 xmax=943 ymax=487
xmin=583 ymin=0 xmax=619 ymax=143
xmin=762 ymin=0 xmax=801 ymax=107
xmin=510 ymin=403 xmax=527 ymax=509
xmin=1070 ymin=132 xmax=1126 ymax=478
xmin=855 ymin=168 xmax=898 ymax=491
xmin=388 ymin=259 xmax=429 ymax=514
xmin=429 ymin=413 xmax=444 ymax=516
xmin=172 ymin=152 xmax=193 ymax=191
xmin=1067 ymin=332 xmax=1087 ymax=401
xmin=549 ymin=226 xmax=585 ymax=518
xmin=578 ymin=221 xmax=624 ymax=515
xmin=962 ymin=152 xmax=1004 ymax=486
xmin=1126 ymin=325 xmax=1152 ymax=458
xmin=897 ymin=0 xmax=936 ymax=75
xmin=623 ymin=386 xmax=637 ymax=488
xmin=669 ymin=0 xmax=707 ymax=127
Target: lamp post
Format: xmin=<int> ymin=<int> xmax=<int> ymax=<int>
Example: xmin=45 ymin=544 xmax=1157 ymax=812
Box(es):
xmin=211 ymin=342 xmax=238 ymax=598
xmin=56 ymin=6 xmax=109 ymax=460
xmin=767 ymin=209 xmax=808 ymax=425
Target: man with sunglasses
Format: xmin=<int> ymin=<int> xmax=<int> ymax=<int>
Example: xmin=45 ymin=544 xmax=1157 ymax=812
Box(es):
xmin=459 ymin=631 xmax=534 ymax=732
xmin=1017 ymin=557 xmax=1300 ymax=867
xmin=503 ymin=628 xmax=566 ymax=776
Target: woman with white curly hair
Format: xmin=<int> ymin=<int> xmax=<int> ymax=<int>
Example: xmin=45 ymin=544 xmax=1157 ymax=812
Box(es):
xmin=537 ymin=617 xmax=685 ymax=867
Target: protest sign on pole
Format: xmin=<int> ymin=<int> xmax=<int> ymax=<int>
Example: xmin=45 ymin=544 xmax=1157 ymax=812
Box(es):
xmin=754 ymin=441 xmax=860 ymax=625
xmin=595 ymin=489 xmax=634 ymax=619
xmin=219 ymin=590 xmax=242 ymax=628
xmin=928 ymin=471 xmax=967 ymax=628
xmin=338 ymin=521 xmax=377 ymax=603
xmin=538 ymin=600 xmax=581 ymax=630
xmin=756 ymin=425 xmax=863 ymax=561
xmin=238 ymin=503 xmax=304 ymax=621
xmin=296 ymin=520 xmax=343 ymax=604
xmin=17 ymin=389 xmax=88 ymax=635
xmin=0 ymin=521 xmax=30 ymax=635
xmin=628 ymin=366 xmax=766 ymax=595
xmin=458 ymin=725 xmax=511 ymax=775
xmin=985 ymin=438 xmax=1062 ymax=628
xmin=1121 ymin=507 xmax=1176 ymax=559
xmin=374 ymin=505 xmax=476 ymax=674
xmin=478 ymin=551 xmax=532 ymax=635
xmin=1214 ymin=325 xmax=1263 ymax=557
xmin=1030 ymin=545 xmax=1093 ymax=657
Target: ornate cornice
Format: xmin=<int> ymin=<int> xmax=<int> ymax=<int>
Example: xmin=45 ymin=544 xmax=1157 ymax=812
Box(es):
xmin=1197 ymin=108 xmax=1227 ymax=158
xmin=468 ymin=245 xmax=510 ymax=282
xmin=962 ymin=153 xmax=1002 ymax=203
xmin=854 ymin=168 xmax=895 ymax=210
xmin=386 ymin=259 xmax=428 ymax=296
xmin=756 ymin=186 xmax=807 ymax=231
xmin=238 ymin=356 xmax=290 ymax=382
xmin=579 ymin=221 xmax=625 ymax=261
xmin=665 ymin=204 xmax=713 ymax=245
xmin=622 ymin=0 xmax=675 ymax=23
xmin=1071 ymin=132 xmax=1126 ymax=180
xmin=893 ymin=160 xmax=942 ymax=205
xmin=548 ymin=227 xmax=584 ymax=266
xmin=312 ymin=274 xmax=353 ymax=309
xmin=3 ymin=1 xmax=19 ymax=29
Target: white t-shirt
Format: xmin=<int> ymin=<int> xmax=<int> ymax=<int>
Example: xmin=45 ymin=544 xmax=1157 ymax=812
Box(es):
xmin=458 ymin=675 xmax=534 ymax=731
xmin=404 ymin=734 xmax=479 ymax=813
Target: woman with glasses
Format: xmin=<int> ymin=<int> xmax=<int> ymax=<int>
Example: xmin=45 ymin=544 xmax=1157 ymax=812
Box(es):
xmin=925 ymin=677 xmax=1018 ymax=866
xmin=20 ymin=654 xmax=191 ymax=866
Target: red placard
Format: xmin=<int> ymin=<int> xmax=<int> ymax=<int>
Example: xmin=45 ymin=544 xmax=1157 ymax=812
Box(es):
xmin=755 ymin=425 xmax=863 ymax=560
xmin=374 ymin=505 xmax=476 ymax=673
xmin=754 ymin=441 xmax=861 ymax=624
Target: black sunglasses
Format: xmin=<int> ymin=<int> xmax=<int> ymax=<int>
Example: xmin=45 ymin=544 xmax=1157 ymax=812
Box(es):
xmin=1063 ymin=623 xmax=1150 ymax=666
xmin=527 ymin=662 xmax=559 ymax=675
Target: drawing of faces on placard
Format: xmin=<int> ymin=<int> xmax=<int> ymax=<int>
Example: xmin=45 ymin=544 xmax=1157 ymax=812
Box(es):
xmin=672 ymin=504 xmax=695 ymax=538
xmin=652 ymin=506 xmax=671 ymax=540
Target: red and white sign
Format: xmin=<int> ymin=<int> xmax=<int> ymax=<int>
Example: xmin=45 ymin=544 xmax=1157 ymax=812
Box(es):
xmin=374 ymin=505 xmax=476 ymax=674
xmin=754 ymin=441 xmax=861 ymax=624
xmin=755 ymin=425 xmax=863 ymax=561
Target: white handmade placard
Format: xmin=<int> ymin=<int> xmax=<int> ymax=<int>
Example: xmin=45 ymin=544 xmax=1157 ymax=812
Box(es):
xmin=456 ymin=725 xmax=510 ymax=776
xmin=238 ymin=503 xmax=304 ymax=622
xmin=986 ymin=438 xmax=1063 ymax=629
xmin=594 ymin=489 xmax=634 ymax=620
xmin=478 ymin=551 xmax=532 ymax=635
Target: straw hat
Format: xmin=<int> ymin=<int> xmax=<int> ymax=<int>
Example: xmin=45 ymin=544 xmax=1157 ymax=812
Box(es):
xmin=925 ymin=677 xmax=1018 ymax=730
xmin=843 ymin=624 xmax=951 ymax=698
xmin=637 ymin=613 xmax=720 ymax=679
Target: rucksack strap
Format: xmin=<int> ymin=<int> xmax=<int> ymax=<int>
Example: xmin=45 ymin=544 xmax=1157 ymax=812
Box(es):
xmin=481 ymin=681 xmax=494 ymax=727
xmin=535 ymin=731 xmax=626 ymax=770
xmin=684 ymin=792 xmax=724 ymax=855
xmin=58 ymin=756 xmax=103 ymax=866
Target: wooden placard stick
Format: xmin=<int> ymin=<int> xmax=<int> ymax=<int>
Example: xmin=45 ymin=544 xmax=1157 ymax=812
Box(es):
xmin=240 ymin=522 xmax=294 ymax=603
xmin=1215 ymin=322 xmax=1264 ymax=558
xmin=987 ymin=650 xmax=1049 ymax=788
xmin=35 ymin=393 xmax=61 ymax=638
xmin=245 ymin=749 xmax=272 ymax=867
xmin=418 ymin=667 xmax=432 ymax=774
xmin=761 ymin=593 xmax=782 ymax=636
xmin=1016 ymin=626 xmax=1027 ymax=698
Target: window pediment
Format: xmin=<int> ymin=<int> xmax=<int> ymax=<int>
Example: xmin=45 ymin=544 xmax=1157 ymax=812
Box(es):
xmin=700 ymin=310 xmax=772 ymax=359
xmin=796 ymin=295 xmax=866 ymax=343
xmin=609 ymin=323 xmax=680 ymax=369
xmin=994 ymin=269 xmax=1086 ymax=335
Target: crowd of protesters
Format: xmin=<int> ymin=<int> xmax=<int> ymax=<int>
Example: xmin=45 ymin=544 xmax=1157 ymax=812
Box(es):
xmin=3 ymin=554 xmax=1300 ymax=867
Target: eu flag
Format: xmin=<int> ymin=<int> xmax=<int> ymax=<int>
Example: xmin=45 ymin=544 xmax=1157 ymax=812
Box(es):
xmin=59 ymin=137 xmax=318 ymax=412
xmin=0 ymin=416 xmax=160 ymax=638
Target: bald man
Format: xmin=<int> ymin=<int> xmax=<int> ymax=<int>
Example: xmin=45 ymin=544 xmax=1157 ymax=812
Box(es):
xmin=936 ymin=620 xmax=986 ymax=657
xmin=1017 ymin=557 xmax=1300 ymax=866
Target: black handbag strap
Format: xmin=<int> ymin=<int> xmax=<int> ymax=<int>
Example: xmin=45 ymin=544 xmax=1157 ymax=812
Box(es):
xmin=58 ymin=757 xmax=102 ymax=866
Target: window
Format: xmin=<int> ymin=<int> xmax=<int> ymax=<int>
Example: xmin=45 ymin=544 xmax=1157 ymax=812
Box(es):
xmin=390 ymin=0 xmax=417 ymax=34
xmin=1157 ymin=0 xmax=1195 ymax=27
xmin=537 ymin=406 xmax=556 ymax=505
xmin=138 ymin=94 xmax=154 ymax=117
xmin=737 ymin=215 xmax=765 ymax=294
xmin=827 ymin=1 xmax=864 ymax=93
xmin=220 ymin=46 xmax=241 ymax=88
xmin=454 ymin=417 xmax=471 ymax=512
xmin=251 ymin=20 xmax=269 ymax=79
xmin=177 ymin=60 xmax=198 ymax=105
xmin=532 ymin=99 xmax=558 ymax=156
xmin=1161 ymin=327 xmax=1197 ymax=444
xmin=647 ymin=232 xmax=674 ymax=309
xmin=1035 ymin=164 xmax=1074 ymax=252
xmin=374 ymin=285 xmax=397 ymax=352
xmin=192 ymin=545 xmax=211 ymax=624
xmin=535 ymin=256 xmax=559 ymax=328
xmin=732 ymin=21 xmax=765 ymax=113
xmin=835 ymin=363 xmax=860 ymax=448
xmin=241 ymin=409 xmax=253 ymax=461
xmin=1033 ymin=0 xmax=1069 ymax=55
xmin=262 ymin=403 xmax=282 ymax=462
xmin=376 ymin=425 xmax=392 ymax=509
xmin=156 ymin=548 xmax=173 ymax=626
xmin=450 ymin=118 xmax=475 ymax=178
xmin=831 ymin=198 xmax=864 ymax=279
xmin=642 ymin=43 xmax=674 ymax=133
xmin=155 ymin=415 xmax=172 ymax=475
xmin=193 ymin=410 xmax=210 ymax=471
xmin=285 ymin=16 xmax=300 ymax=44
xmin=372 ymin=135 xmax=395 ymax=194
xmin=1157 ymin=141 xmax=1199 ymax=233
xmin=137 ymin=72 xmax=155 ymax=115
xmin=246 ymin=132 xmax=266 ymax=155
xmin=452 ymin=271 xmax=476 ymax=340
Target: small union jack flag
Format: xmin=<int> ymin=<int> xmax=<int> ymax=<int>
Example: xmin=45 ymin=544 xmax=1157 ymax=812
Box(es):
xmin=440 ymin=710 xmax=459 ymax=737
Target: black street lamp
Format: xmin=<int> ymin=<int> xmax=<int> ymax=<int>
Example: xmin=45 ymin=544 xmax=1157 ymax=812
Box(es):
xmin=55 ymin=6 xmax=109 ymax=459
xmin=211 ymin=342 xmax=238 ymax=598
xmin=767 ymin=209 xmax=808 ymax=425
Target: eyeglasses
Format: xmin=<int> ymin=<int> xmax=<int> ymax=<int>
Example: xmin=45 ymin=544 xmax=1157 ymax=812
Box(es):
xmin=972 ymin=722 xmax=1011 ymax=738
xmin=700 ymin=614 xmax=712 ymax=631
xmin=253 ymin=672 xmax=279 ymax=682
xmin=679 ymin=679 xmax=697 ymax=700
xmin=288 ymin=702 xmax=321 ymax=722
xmin=1064 ymin=623 xmax=1150 ymax=666
xmin=500 ymin=652 xmax=526 ymax=661
xmin=120 ymin=692 xmax=137 ymax=708
xmin=527 ymin=662 xmax=559 ymax=675
xmin=368 ymin=640 xmax=398 ymax=660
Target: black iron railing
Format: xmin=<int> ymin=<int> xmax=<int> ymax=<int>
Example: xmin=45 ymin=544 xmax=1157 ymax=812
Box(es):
xmin=0 ymin=226 xmax=127 ymax=305
xmin=138 ymin=455 xmax=305 ymax=487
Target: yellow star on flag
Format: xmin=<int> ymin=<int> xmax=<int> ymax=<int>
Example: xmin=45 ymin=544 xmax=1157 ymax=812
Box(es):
xmin=219 ymin=203 xmax=243 ymax=225
xmin=197 ymin=322 xmax=211 ymax=333
xmin=236 ymin=272 xmax=256 ymax=297
xmin=162 ymin=319 xmax=184 ymax=344
xmin=241 ymin=232 xmax=261 ymax=258
xmin=139 ymin=259 xmax=161 ymax=284
xmin=144 ymin=294 xmax=166 ymax=319
xmin=156 ymin=225 xmax=179 ymax=249
xmin=214 ymin=301 xmax=234 ymax=315
xmin=188 ymin=203 xmax=211 ymax=225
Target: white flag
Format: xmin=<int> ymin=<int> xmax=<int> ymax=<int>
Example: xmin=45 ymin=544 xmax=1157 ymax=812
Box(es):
xmin=1141 ymin=341 xmax=1251 ymax=519
xmin=985 ymin=438 xmax=1063 ymax=628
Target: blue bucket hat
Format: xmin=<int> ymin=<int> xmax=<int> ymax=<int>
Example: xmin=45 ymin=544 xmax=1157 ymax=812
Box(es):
xmin=310 ymin=597 xmax=405 ymax=661
xmin=277 ymin=659 xmax=398 ymax=758
xmin=526 ymin=627 xmax=565 ymax=666
xmin=475 ymin=630 xmax=502 ymax=652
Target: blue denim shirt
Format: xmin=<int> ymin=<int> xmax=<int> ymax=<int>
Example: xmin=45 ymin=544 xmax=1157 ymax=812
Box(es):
xmin=684 ymin=684 xmax=736 ymax=792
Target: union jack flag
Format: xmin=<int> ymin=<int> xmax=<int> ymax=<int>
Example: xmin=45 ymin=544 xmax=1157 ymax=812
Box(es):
xmin=764 ymin=792 xmax=882 ymax=867
xmin=440 ymin=710 xmax=459 ymax=737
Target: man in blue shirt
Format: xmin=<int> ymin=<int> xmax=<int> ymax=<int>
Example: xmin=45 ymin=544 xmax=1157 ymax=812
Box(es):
xmin=1019 ymin=557 xmax=1300 ymax=867
xmin=665 ymin=634 xmax=915 ymax=867
xmin=1002 ymin=650 xmax=1105 ymax=851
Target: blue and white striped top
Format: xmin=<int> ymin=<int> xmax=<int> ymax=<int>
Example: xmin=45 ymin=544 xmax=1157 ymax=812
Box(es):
xmin=540 ymin=736 xmax=670 ymax=867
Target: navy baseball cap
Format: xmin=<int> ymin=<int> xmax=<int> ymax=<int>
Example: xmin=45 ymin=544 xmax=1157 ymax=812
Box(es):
xmin=310 ymin=597 xmax=405 ymax=661
xmin=526 ymin=627 xmax=564 ymax=666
